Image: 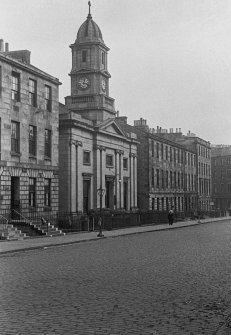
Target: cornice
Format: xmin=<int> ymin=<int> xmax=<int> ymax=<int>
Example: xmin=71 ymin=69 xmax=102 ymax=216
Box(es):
xmin=69 ymin=69 xmax=111 ymax=78
xmin=70 ymin=41 xmax=110 ymax=52
xmin=0 ymin=53 xmax=61 ymax=85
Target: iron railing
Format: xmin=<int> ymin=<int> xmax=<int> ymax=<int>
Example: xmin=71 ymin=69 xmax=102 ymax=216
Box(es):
xmin=0 ymin=214 xmax=9 ymax=238
xmin=0 ymin=208 xmax=229 ymax=236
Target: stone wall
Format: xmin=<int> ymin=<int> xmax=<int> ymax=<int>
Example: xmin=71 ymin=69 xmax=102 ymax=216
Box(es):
xmin=0 ymin=52 xmax=60 ymax=213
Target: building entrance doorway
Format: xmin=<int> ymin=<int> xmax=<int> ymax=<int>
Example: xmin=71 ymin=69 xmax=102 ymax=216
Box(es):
xmin=83 ymin=179 xmax=90 ymax=213
xmin=105 ymin=179 xmax=114 ymax=209
xmin=11 ymin=177 xmax=20 ymax=214
xmin=123 ymin=181 xmax=128 ymax=210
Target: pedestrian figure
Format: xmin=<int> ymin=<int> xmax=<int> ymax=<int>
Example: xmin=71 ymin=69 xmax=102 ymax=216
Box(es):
xmin=97 ymin=217 xmax=104 ymax=237
xmin=168 ymin=209 xmax=174 ymax=225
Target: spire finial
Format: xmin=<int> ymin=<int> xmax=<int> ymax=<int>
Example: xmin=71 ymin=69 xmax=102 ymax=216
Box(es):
xmin=88 ymin=1 xmax=91 ymax=15
xmin=87 ymin=1 xmax=92 ymax=19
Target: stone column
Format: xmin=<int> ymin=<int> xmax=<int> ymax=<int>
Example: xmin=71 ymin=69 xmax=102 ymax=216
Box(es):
xmin=119 ymin=151 xmax=123 ymax=209
xmin=129 ymin=153 xmax=133 ymax=209
xmin=69 ymin=140 xmax=75 ymax=212
xmin=69 ymin=140 xmax=82 ymax=212
xmin=95 ymin=145 xmax=106 ymax=209
xmin=75 ymin=141 xmax=83 ymax=212
xmin=129 ymin=153 xmax=136 ymax=209
xmin=115 ymin=150 xmax=118 ymax=209
xmin=133 ymin=155 xmax=137 ymax=208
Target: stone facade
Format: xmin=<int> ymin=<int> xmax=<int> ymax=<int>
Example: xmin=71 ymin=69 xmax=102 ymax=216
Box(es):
xmin=0 ymin=43 xmax=60 ymax=215
xmin=117 ymin=117 xmax=197 ymax=214
xmin=211 ymin=145 xmax=231 ymax=211
xmin=150 ymin=126 xmax=212 ymax=212
xmin=59 ymin=7 xmax=138 ymax=213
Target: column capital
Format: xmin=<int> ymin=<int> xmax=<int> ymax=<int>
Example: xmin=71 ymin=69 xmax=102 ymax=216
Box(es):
xmin=94 ymin=145 xmax=106 ymax=151
xmin=115 ymin=149 xmax=124 ymax=155
xmin=70 ymin=140 xmax=83 ymax=147
xmin=129 ymin=153 xmax=137 ymax=158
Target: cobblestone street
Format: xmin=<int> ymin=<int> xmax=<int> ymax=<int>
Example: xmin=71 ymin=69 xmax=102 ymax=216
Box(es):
xmin=1 ymin=220 xmax=231 ymax=334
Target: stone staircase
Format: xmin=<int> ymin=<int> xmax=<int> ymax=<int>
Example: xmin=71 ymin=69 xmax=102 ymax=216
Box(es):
xmin=10 ymin=220 xmax=46 ymax=237
xmin=0 ymin=210 xmax=65 ymax=240
xmin=30 ymin=219 xmax=65 ymax=237
xmin=0 ymin=224 xmax=28 ymax=241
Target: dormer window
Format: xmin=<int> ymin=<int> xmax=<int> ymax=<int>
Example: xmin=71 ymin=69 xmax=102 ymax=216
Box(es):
xmin=82 ymin=50 xmax=87 ymax=63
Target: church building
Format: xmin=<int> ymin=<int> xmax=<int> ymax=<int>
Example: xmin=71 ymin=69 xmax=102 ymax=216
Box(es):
xmin=59 ymin=4 xmax=138 ymax=213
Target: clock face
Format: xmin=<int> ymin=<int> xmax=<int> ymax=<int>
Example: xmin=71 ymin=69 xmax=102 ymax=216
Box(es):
xmin=78 ymin=77 xmax=90 ymax=89
xmin=101 ymin=79 xmax=106 ymax=91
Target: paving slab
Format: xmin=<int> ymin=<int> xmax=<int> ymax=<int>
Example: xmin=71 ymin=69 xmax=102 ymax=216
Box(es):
xmin=0 ymin=217 xmax=229 ymax=255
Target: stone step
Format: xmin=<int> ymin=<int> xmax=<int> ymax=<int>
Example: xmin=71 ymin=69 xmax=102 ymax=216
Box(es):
xmin=9 ymin=218 xmax=65 ymax=238
xmin=31 ymin=220 xmax=64 ymax=237
xmin=1 ymin=225 xmax=27 ymax=240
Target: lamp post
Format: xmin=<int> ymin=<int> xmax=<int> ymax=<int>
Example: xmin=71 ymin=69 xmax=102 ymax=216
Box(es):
xmin=97 ymin=187 xmax=105 ymax=237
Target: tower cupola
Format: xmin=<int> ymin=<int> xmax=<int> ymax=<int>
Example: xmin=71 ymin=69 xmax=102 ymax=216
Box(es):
xmin=76 ymin=3 xmax=104 ymax=44
xmin=66 ymin=1 xmax=115 ymax=122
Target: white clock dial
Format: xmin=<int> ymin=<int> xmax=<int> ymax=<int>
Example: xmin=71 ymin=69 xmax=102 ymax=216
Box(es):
xmin=78 ymin=77 xmax=90 ymax=89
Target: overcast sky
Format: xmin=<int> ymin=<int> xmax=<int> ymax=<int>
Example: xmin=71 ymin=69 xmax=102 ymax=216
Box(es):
xmin=1 ymin=0 xmax=231 ymax=145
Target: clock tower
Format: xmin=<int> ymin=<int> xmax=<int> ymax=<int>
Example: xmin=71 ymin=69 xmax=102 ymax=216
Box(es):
xmin=65 ymin=2 xmax=116 ymax=122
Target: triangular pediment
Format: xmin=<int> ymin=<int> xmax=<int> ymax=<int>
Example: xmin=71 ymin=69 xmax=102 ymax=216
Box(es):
xmin=96 ymin=119 xmax=127 ymax=138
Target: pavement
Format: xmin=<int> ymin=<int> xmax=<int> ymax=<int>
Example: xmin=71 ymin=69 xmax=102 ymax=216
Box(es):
xmin=0 ymin=216 xmax=229 ymax=255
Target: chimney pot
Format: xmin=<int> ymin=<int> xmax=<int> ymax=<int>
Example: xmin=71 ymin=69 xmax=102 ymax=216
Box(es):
xmin=0 ymin=39 xmax=4 ymax=52
xmin=5 ymin=42 xmax=9 ymax=52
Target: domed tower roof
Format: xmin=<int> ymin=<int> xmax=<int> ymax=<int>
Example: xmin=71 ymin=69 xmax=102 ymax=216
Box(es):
xmin=76 ymin=2 xmax=104 ymax=44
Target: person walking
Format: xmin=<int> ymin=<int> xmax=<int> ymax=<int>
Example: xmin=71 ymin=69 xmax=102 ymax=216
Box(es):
xmin=168 ymin=209 xmax=174 ymax=225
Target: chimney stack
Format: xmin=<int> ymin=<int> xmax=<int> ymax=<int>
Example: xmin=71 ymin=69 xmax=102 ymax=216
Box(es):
xmin=0 ymin=39 xmax=4 ymax=52
xmin=5 ymin=42 xmax=9 ymax=52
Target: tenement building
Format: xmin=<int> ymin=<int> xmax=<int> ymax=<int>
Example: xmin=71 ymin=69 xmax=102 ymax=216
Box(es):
xmin=116 ymin=117 xmax=197 ymax=215
xmin=0 ymin=40 xmax=60 ymax=215
xmin=59 ymin=5 xmax=138 ymax=213
xmin=211 ymin=145 xmax=231 ymax=212
xmin=153 ymin=126 xmax=212 ymax=213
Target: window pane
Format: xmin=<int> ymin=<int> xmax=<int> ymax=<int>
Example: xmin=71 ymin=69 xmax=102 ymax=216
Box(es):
xmin=123 ymin=158 xmax=128 ymax=170
xmin=29 ymin=79 xmax=36 ymax=106
xmin=44 ymin=178 xmax=51 ymax=206
xmin=29 ymin=178 xmax=36 ymax=207
xmin=45 ymin=85 xmax=51 ymax=111
xmin=11 ymin=122 xmax=19 ymax=152
xmin=29 ymin=125 xmax=36 ymax=156
xmin=83 ymin=151 xmax=90 ymax=164
xmin=12 ymin=72 xmax=20 ymax=101
xmin=82 ymin=50 xmax=87 ymax=62
xmin=45 ymin=129 xmax=51 ymax=158
xmin=106 ymin=154 xmax=113 ymax=167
